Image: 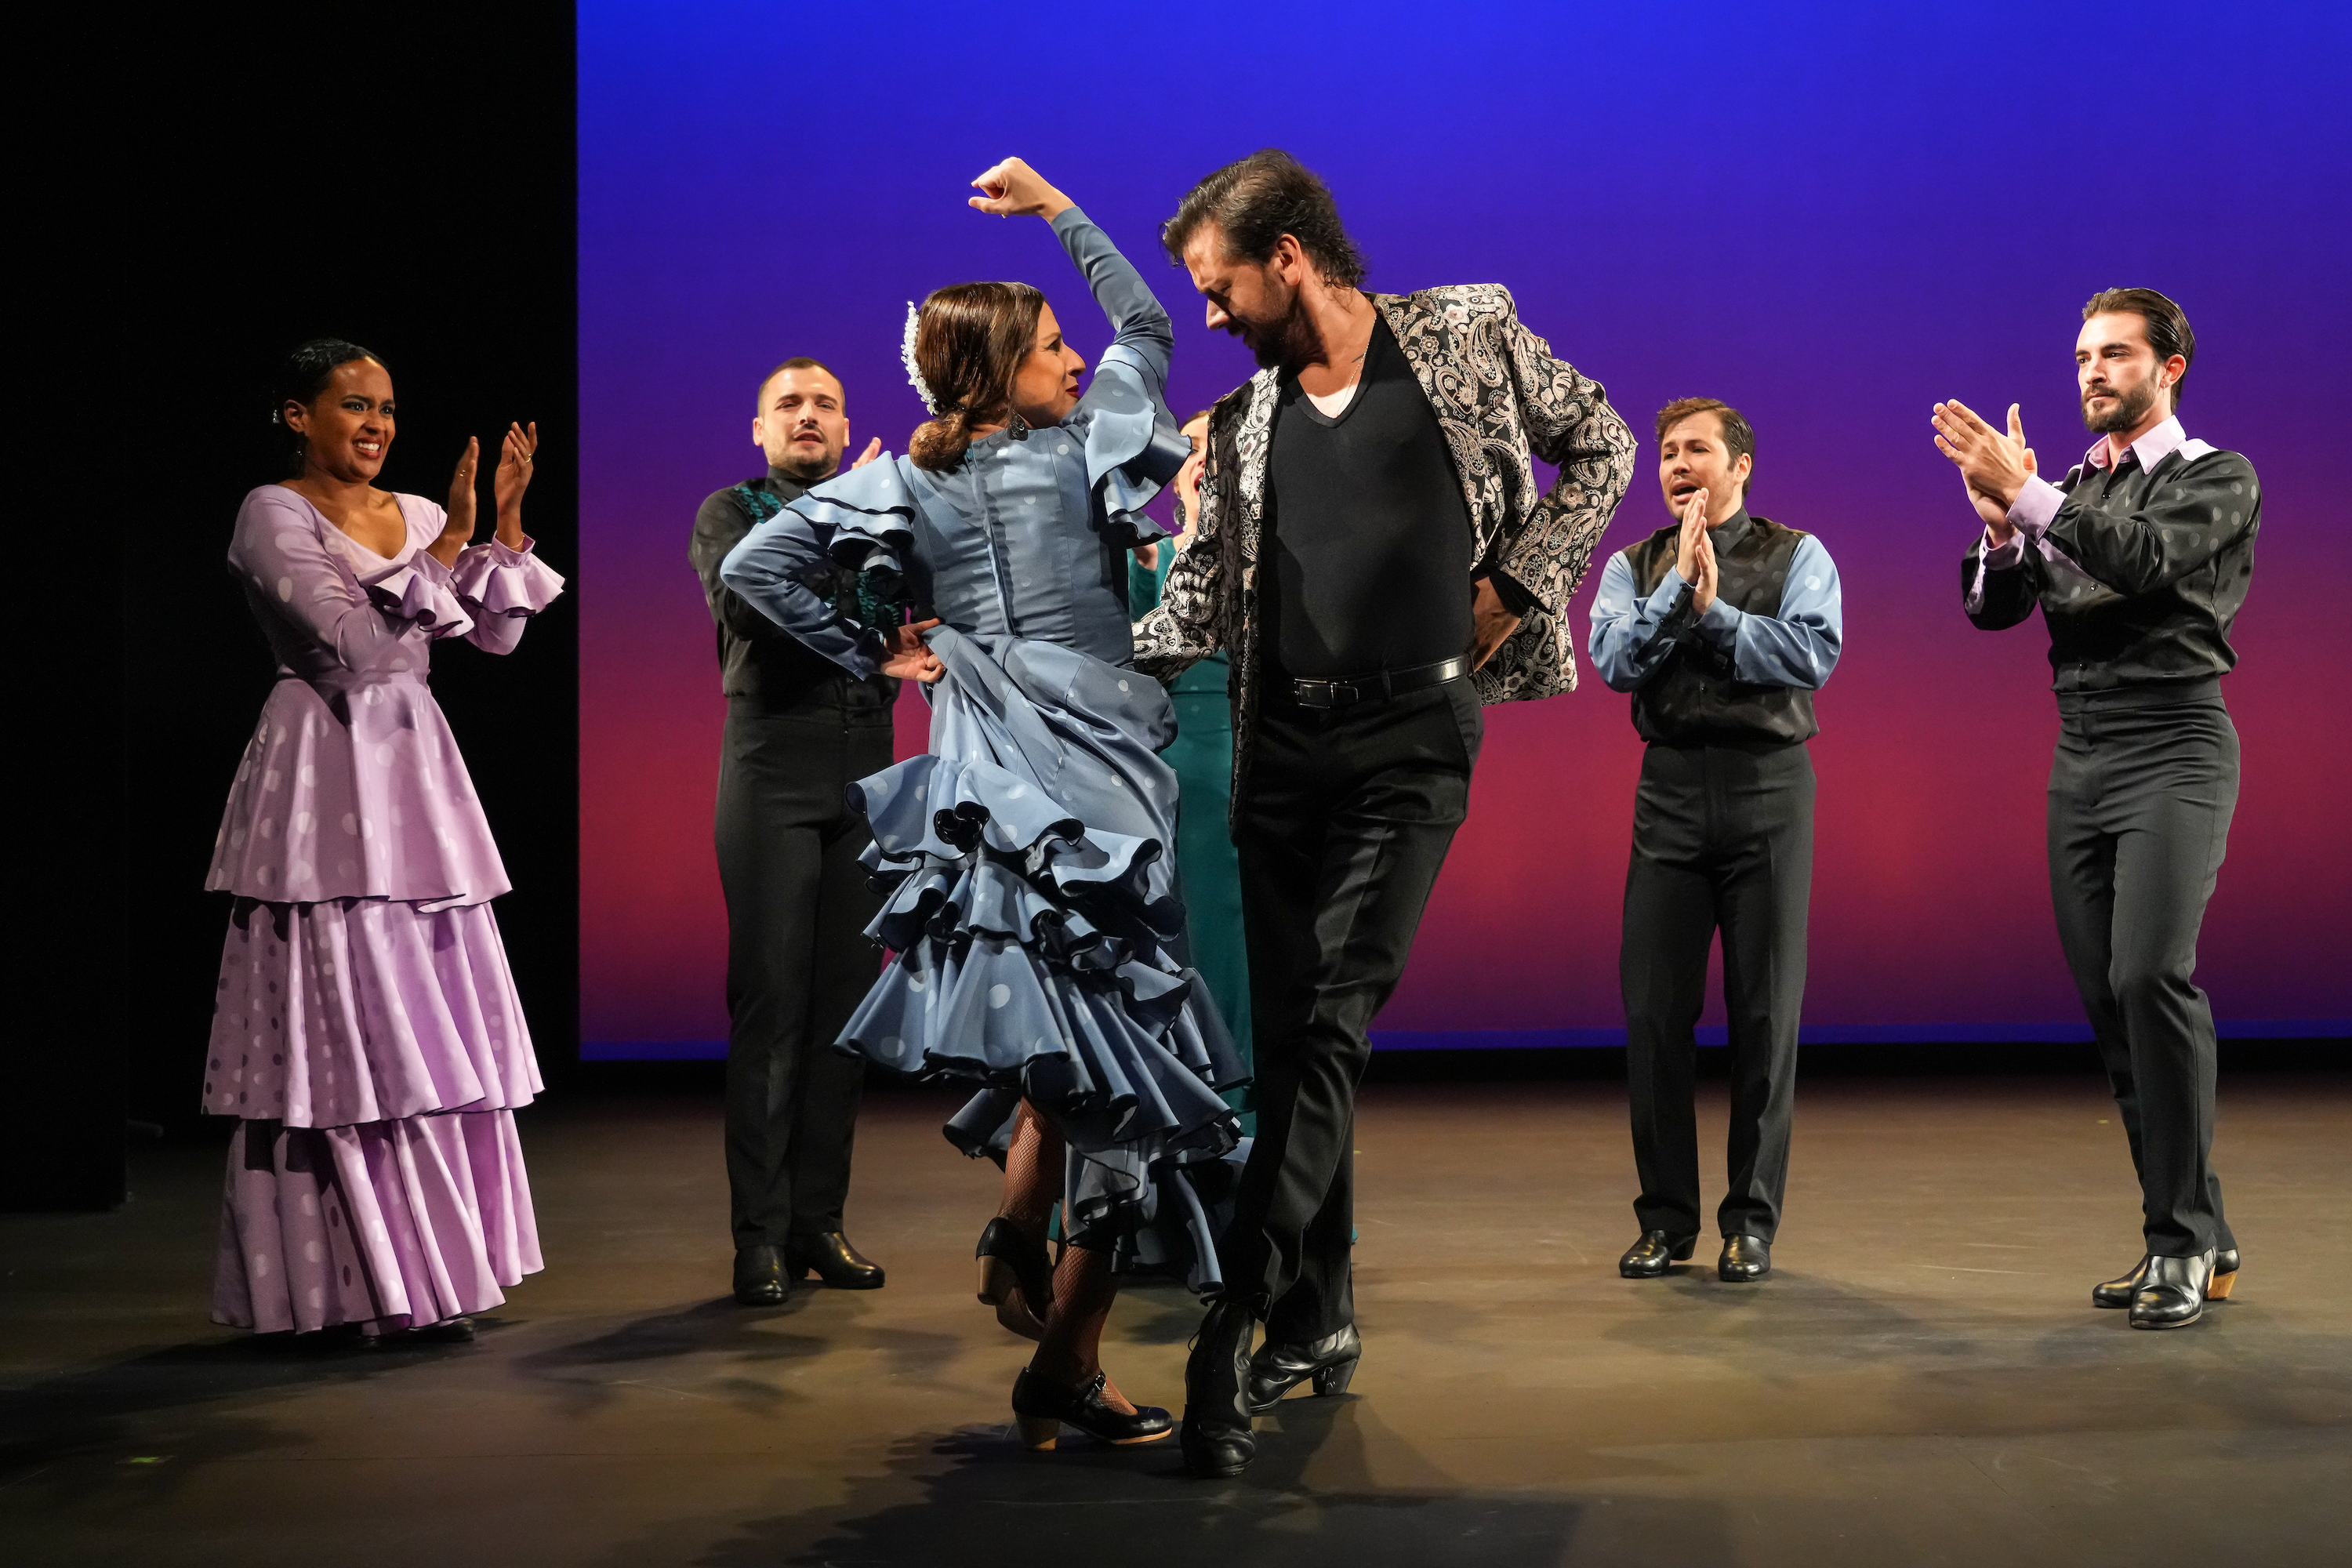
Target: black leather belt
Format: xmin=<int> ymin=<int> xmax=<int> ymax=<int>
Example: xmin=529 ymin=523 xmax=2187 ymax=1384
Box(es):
xmin=1287 ymin=656 xmax=1468 ymax=710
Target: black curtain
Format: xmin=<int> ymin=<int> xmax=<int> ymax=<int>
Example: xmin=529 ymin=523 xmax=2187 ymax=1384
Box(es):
xmin=12 ymin=9 xmax=579 ymax=1207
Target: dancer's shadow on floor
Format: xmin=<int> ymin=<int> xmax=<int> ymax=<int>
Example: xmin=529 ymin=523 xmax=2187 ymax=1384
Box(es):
xmin=677 ymin=1393 xmax=1730 ymax=1568
xmin=513 ymin=1294 xmax=964 ymax=1420
xmin=0 ymin=1323 xmax=503 ymax=1490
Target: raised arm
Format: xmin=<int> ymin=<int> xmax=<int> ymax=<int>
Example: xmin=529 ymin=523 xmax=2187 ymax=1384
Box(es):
xmin=969 ymin=158 xmax=1172 ymax=388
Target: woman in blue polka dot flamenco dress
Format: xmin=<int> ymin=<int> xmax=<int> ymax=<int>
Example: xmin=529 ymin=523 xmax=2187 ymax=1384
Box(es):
xmin=722 ymin=158 xmax=1246 ymax=1450
xmin=202 ymin=339 xmax=563 ymax=1343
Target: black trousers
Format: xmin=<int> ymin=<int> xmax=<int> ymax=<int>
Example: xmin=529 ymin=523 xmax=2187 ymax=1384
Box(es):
xmin=2047 ymin=681 xmax=2238 ymax=1258
xmin=1621 ymin=741 xmax=1813 ymax=1243
xmin=714 ymin=700 xmax=895 ymax=1248
xmin=1225 ymin=678 xmax=1480 ymax=1340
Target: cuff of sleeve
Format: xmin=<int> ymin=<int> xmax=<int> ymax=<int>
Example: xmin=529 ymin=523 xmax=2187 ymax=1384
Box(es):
xmin=1050 ymin=204 xmax=1090 ymax=238
xmin=1485 ymin=568 xmax=1537 ymax=618
xmin=1980 ymin=529 xmax=2026 ymax=569
xmin=1695 ymin=597 xmax=1741 ymax=646
xmin=366 ymin=563 xmax=476 ymax=640
xmin=452 ymin=536 xmax=568 ymax=618
xmin=1646 ymin=568 xmax=1696 ymax=626
xmin=2006 ymin=477 xmax=2063 ymax=537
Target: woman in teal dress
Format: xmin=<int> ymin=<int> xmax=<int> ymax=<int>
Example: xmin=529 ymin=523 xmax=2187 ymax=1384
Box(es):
xmin=1127 ymin=412 xmax=1254 ymax=1133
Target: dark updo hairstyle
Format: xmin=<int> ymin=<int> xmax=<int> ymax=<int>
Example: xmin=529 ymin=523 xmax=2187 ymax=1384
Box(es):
xmin=273 ymin=338 xmax=386 ymax=476
xmin=906 ymin=281 xmax=1044 ymax=473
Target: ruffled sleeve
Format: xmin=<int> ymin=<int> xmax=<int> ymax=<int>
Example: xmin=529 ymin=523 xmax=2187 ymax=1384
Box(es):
xmin=227 ymin=487 xmax=439 ymax=673
xmin=1076 ymin=352 xmax=1190 ymax=542
xmin=720 ymin=456 xmax=916 ymax=680
xmin=366 ymin=550 xmax=477 ymax=642
xmin=452 ymin=536 xmax=567 ymax=655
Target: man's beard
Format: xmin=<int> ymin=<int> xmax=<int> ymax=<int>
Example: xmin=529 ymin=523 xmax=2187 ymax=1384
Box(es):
xmin=775 ymin=439 xmax=837 ymax=480
xmin=2082 ymin=378 xmax=2158 ymax=434
xmin=1241 ymin=282 xmax=1322 ymax=372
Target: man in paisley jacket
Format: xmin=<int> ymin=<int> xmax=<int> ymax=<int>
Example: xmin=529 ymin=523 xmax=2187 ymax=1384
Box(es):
xmin=1136 ymin=150 xmax=1635 ymax=1477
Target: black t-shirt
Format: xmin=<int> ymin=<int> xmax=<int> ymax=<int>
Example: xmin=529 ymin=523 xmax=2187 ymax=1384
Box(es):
xmin=1263 ymin=315 xmax=1476 ymax=679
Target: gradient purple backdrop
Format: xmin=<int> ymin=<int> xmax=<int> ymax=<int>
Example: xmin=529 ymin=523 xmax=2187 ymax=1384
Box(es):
xmin=579 ymin=2 xmax=2351 ymax=1054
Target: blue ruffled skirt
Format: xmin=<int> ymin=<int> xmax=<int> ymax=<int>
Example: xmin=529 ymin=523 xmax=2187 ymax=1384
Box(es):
xmin=840 ymin=626 xmax=1248 ymax=1292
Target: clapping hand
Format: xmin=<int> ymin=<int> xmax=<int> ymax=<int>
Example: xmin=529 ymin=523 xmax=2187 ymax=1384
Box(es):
xmin=436 ymin=437 xmax=481 ymax=563
xmin=967 ymin=158 xmax=1073 ymax=222
xmin=882 ymin=619 xmax=944 ymax=683
xmin=492 ymin=422 xmax=539 ymax=547
xmin=1932 ymin=401 xmax=2035 ymax=543
xmin=850 ymin=437 xmax=883 ymax=470
xmin=1673 ymin=486 xmax=1719 ymax=615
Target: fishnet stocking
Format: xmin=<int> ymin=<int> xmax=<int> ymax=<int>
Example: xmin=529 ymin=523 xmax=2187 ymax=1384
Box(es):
xmin=1031 ymin=1243 xmax=1133 ymax=1413
xmin=997 ymin=1100 xmax=1063 ymax=1236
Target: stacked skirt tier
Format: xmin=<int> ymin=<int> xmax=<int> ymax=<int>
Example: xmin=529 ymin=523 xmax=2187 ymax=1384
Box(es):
xmin=205 ymin=534 xmax=559 ymax=1334
xmin=840 ymin=626 xmax=1249 ymax=1292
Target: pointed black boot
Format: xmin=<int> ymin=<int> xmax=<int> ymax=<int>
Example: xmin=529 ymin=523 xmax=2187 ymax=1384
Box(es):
xmin=1181 ymin=1298 xmax=1257 ymax=1478
xmin=2097 ymin=1247 xmax=2237 ymax=1309
xmin=733 ymin=1244 xmax=789 ymax=1305
xmin=2129 ymin=1249 xmax=2216 ymax=1330
xmin=1620 ymin=1231 xmax=1698 ymax=1279
xmin=785 ymin=1231 xmax=885 ymax=1290
xmin=1718 ymin=1234 xmax=1772 ymax=1282
xmin=1245 ymin=1323 xmax=1360 ymax=1414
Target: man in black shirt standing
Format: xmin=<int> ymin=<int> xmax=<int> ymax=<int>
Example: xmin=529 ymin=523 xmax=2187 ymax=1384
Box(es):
xmin=1138 ymin=151 xmax=1635 ymax=1475
xmin=688 ymin=358 xmax=892 ymax=1304
xmin=1934 ymin=289 xmax=2259 ymax=1330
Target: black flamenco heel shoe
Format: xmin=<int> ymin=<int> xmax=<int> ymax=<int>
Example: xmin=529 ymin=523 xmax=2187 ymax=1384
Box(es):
xmin=2096 ymin=1246 xmax=2238 ymax=1308
xmin=2128 ymin=1249 xmax=2217 ymax=1330
xmin=1010 ymin=1368 xmax=1172 ymax=1450
xmin=976 ymin=1217 xmax=1053 ymax=1341
xmin=1244 ymin=1323 xmax=1360 ymax=1414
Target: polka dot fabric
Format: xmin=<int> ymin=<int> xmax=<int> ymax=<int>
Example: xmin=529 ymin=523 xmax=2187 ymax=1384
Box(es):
xmin=208 ymin=487 xmax=564 ymax=907
xmin=205 ymin=898 xmax=542 ymax=1127
xmin=212 ymin=1109 xmax=540 ymax=1335
xmin=203 ymin=484 xmax=562 ymax=1335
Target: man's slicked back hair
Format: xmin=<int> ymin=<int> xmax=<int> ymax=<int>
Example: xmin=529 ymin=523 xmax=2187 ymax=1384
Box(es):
xmin=1162 ymin=149 xmax=1366 ymax=289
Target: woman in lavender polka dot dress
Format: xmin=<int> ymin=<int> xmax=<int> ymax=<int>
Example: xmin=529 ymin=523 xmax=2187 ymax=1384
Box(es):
xmin=203 ymin=339 xmax=564 ymax=1341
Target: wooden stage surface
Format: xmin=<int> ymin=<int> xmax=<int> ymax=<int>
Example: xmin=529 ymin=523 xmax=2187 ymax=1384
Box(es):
xmin=5 ymin=1070 xmax=2349 ymax=1566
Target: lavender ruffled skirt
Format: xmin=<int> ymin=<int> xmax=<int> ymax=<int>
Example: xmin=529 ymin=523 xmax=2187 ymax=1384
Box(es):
xmin=206 ymin=897 xmax=543 ymax=1333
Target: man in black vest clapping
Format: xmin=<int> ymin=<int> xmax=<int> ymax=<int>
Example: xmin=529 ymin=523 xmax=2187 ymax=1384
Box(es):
xmin=1588 ymin=398 xmax=1843 ymax=1285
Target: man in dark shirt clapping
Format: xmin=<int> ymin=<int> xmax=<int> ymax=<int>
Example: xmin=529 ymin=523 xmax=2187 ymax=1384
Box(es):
xmin=1933 ymin=289 xmax=2259 ymax=1330
xmin=688 ymin=360 xmax=891 ymax=1304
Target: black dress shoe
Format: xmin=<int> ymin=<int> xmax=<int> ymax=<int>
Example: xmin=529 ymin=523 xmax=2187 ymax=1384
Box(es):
xmin=1011 ymin=1368 xmax=1172 ymax=1450
xmin=2129 ymin=1249 xmax=2216 ymax=1329
xmin=976 ymin=1216 xmax=1053 ymax=1339
xmin=1244 ymin=1323 xmax=1359 ymax=1414
xmin=733 ymin=1244 xmax=789 ymax=1305
xmin=2096 ymin=1246 xmax=2238 ymax=1308
xmin=1180 ymin=1298 xmax=1258 ymax=1478
xmin=786 ymin=1232 xmax=885 ymax=1290
xmin=1620 ymin=1231 xmax=1698 ymax=1279
xmin=1718 ymin=1234 xmax=1771 ymax=1282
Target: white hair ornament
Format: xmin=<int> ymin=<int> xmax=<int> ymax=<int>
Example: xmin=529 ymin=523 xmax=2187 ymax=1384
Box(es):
xmin=901 ymin=302 xmax=938 ymax=416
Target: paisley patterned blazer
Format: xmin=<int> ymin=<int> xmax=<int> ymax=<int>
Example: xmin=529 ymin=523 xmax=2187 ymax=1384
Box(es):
xmin=1132 ymin=283 xmax=1636 ymax=800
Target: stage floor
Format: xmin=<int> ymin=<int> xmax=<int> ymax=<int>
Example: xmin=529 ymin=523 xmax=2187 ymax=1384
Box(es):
xmin=5 ymin=1073 xmax=2349 ymax=1566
